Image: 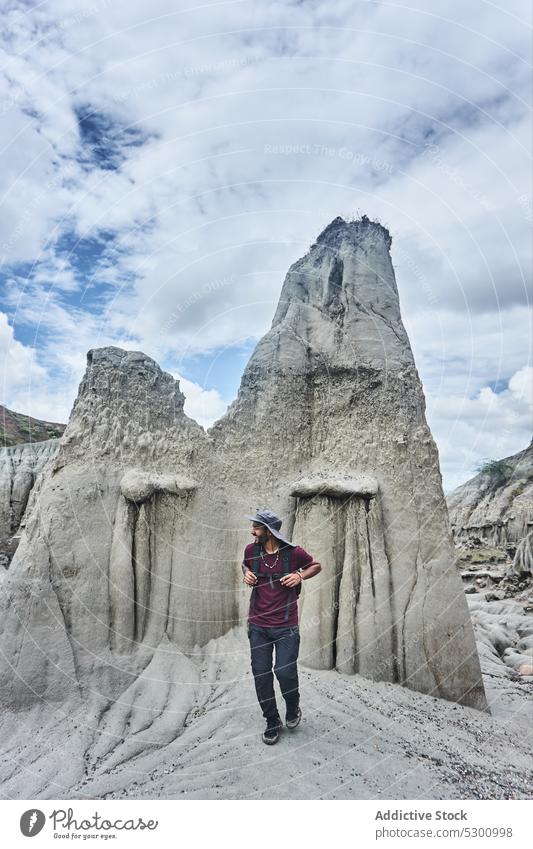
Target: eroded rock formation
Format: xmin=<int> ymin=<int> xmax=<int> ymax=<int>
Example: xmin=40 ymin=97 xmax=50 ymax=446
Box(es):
xmin=447 ymin=442 xmax=533 ymax=551
xmin=511 ymin=531 xmax=533 ymax=577
xmin=0 ymin=440 xmax=60 ymax=567
xmin=212 ymin=216 xmax=487 ymax=709
xmin=0 ymin=216 xmax=488 ymax=740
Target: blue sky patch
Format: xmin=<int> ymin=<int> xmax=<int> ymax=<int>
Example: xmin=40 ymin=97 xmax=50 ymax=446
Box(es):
xmin=75 ymin=105 xmax=151 ymax=171
xmin=172 ymin=339 xmax=258 ymax=403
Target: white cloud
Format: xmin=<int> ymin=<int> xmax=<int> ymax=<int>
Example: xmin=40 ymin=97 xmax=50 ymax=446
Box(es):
xmin=428 ymin=364 xmax=532 ymax=493
xmin=171 ymin=373 xmax=228 ymax=429
xmin=403 ymin=305 xmax=532 ymax=401
xmin=0 ymin=0 xmax=530 ymax=490
xmin=0 ymin=311 xmax=47 ymax=401
xmin=509 ymin=365 xmax=533 ymax=406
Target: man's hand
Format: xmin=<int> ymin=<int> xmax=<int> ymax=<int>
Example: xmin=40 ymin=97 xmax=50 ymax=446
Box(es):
xmin=243 ymin=569 xmax=258 ymax=586
xmin=280 ymin=572 xmax=302 ymax=588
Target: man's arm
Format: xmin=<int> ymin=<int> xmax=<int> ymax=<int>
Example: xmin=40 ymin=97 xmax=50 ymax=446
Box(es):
xmin=299 ymin=561 xmax=321 ymax=580
xmin=241 ymin=556 xmax=257 ymax=585
xmin=280 ymin=559 xmax=321 ymax=587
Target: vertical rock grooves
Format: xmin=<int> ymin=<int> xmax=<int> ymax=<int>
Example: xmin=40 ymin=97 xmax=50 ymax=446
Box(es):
xmin=295 ymin=489 xmax=393 ymax=680
xmin=330 ymin=496 xmax=347 ymax=669
xmin=131 ymin=504 xmax=138 ymax=647
xmin=110 ymin=489 xmax=183 ymax=654
xmin=133 ymin=500 xmax=152 ymax=643
xmin=109 ymin=497 xmax=136 ymax=654
xmin=364 ymin=497 xmax=376 ymax=598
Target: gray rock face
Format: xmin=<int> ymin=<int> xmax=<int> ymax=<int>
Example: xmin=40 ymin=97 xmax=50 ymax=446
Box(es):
xmin=211 ymin=216 xmax=487 ymax=710
xmin=0 ymin=441 xmax=59 ymax=537
xmin=0 ymin=347 xmax=239 ymax=713
xmin=512 ymin=531 xmax=533 ymax=576
xmin=0 ymin=217 xmax=488 ymax=745
xmin=447 ymin=442 xmax=533 ymax=551
xmin=0 ymin=440 xmax=60 ymax=566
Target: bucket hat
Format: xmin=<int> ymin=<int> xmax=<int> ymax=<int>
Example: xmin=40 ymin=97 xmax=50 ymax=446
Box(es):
xmin=245 ymin=510 xmax=296 ymax=547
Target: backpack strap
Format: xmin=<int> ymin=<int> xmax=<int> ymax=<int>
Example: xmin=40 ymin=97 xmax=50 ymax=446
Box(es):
xmin=250 ymin=542 xmax=262 ymax=575
xmin=281 ymin=546 xmax=292 ymax=574
xmin=249 ymin=542 xmax=262 ymax=616
xmin=281 ymin=545 xmax=299 ymax=621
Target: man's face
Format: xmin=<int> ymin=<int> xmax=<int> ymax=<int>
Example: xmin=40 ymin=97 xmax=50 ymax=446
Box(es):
xmin=251 ymin=523 xmax=268 ymax=543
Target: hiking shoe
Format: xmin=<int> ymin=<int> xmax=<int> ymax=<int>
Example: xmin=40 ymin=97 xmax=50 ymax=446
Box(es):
xmin=285 ymin=706 xmax=302 ymax=729
xmin=262 ymin=716 xmax=282 ymax=745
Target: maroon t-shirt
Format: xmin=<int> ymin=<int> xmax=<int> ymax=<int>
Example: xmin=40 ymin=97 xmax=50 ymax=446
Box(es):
xmin=243 ymin=542 xmax=314 ymax=627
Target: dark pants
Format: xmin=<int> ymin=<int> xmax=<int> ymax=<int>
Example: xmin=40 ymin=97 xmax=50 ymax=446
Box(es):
xmin=247 ymin=623 xmax=300 ymax=720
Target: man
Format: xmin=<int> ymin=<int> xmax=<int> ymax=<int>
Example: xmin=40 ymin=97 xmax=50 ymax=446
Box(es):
xmin=242 ymin=510 xmax=321 ymax=745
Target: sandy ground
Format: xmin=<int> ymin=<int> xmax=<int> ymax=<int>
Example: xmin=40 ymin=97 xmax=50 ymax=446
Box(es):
xmin=0 ymin=606 xmax=532 ymax=801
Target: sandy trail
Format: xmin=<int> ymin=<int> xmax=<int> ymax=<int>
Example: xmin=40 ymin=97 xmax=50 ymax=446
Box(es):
xmin=1 ymin=620 xmax=531 ymax=800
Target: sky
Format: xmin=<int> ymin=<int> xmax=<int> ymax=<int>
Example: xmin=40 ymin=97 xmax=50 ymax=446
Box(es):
xmin=0 ymin=0 xmax=531 ymax=493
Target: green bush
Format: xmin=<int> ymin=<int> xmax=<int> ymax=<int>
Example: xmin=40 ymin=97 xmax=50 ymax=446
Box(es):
xmin=476 ymin=459 xmax=512 ymax=484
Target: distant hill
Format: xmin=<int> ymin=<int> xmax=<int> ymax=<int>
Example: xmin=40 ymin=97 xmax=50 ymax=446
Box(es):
xmin=0 ymin=403 xmax=66 ymax=447
xmin=446 ymin=440 xmax=533 ymax=548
